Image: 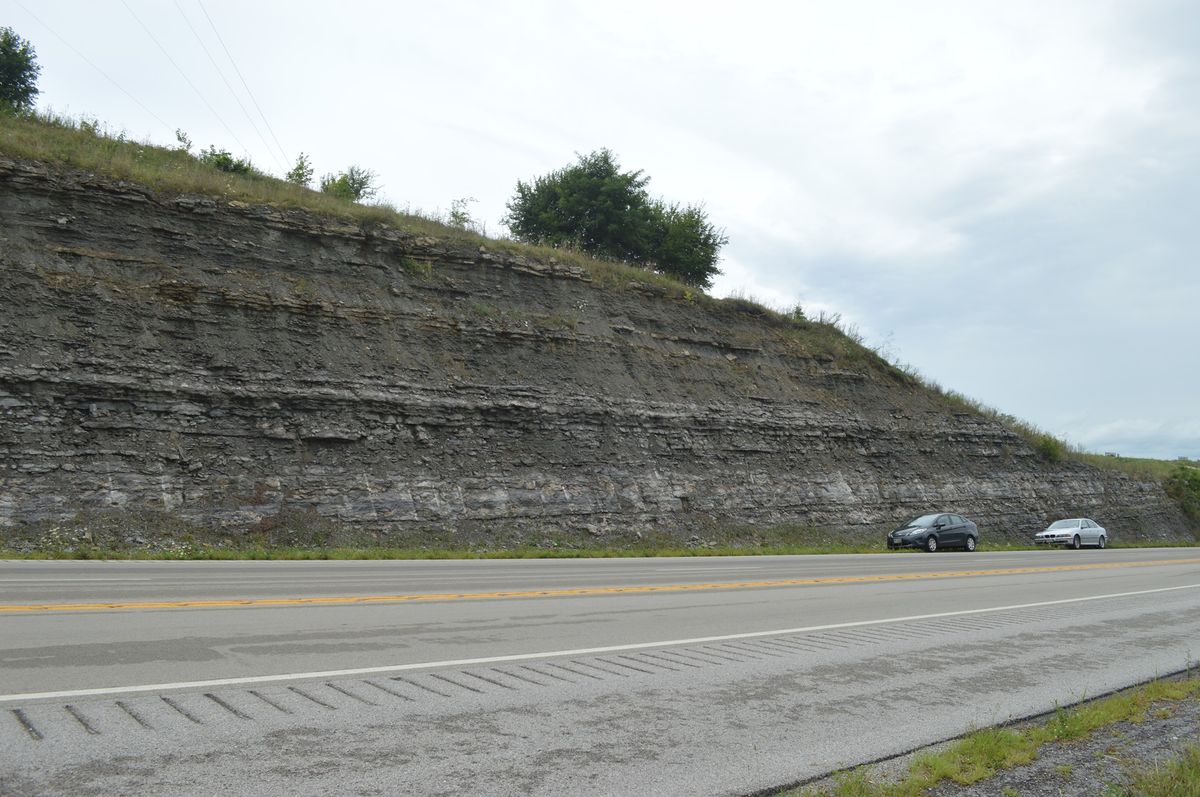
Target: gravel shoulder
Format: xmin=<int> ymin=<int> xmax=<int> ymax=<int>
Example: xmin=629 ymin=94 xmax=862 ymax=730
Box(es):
xmin=787 ymin=675 xmax=1200 ymax=797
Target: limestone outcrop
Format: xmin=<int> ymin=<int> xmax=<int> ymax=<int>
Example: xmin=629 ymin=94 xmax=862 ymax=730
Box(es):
xmin=0 ymin=158 xmax=1190 ymax=546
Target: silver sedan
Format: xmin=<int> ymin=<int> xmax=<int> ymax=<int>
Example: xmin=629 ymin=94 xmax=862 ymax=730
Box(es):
xmin=1034 ymin=518 xmax=1108 ymax=549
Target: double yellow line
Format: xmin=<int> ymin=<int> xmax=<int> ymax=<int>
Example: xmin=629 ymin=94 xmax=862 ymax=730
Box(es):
xmin=2 ymin=557 xmax=1198 ymax=614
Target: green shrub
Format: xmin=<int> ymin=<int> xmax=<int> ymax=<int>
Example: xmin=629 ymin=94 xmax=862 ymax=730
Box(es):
xmin=198 ymin=145 xmax=256 ymax=175
xmin=1165 ymin=464 xmax=1200 ymax=529
xmin=320 ymin=165 xmax=378 ymax=202
xmin=1033 ymin=433 xmax=1067 ymax=463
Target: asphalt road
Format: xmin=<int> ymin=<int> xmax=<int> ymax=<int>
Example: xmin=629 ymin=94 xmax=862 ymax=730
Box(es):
xmin=3 ymin=548 xmax=1199 ymax=795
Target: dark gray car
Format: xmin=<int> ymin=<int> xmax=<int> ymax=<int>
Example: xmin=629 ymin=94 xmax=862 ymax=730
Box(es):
xmin=887 ymin=513 xmax=979 ymax=552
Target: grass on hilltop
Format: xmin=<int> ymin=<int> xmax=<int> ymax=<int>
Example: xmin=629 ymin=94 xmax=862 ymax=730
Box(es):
xmin=0 ymin=109 xmax=696 ymax=298
xmin=0 ymin=109 xmax=884 ymax=363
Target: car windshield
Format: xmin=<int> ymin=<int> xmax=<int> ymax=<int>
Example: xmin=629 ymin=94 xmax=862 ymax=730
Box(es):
xmin=902 ymin=514 xmax=941 ymax=527
xmin=1047 ymin=519 xmax=1079 ymax=529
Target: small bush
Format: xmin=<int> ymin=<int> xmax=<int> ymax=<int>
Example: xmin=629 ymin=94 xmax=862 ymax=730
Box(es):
xmin=198 ymin=145 xmax=255 ymax=175
xmin=320 ymin=165 xmax=378 ymax=202
xmin=284 ymin=152 xmax=313 ymax=187
xmin=1033 ymin=433 xmax=1067 ymax=463
xmin=1165 ymin=465 xmax=1200 ymax=530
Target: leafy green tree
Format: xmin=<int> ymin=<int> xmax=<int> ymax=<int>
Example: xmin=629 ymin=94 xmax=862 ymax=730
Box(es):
xmin=504 ymin=149 xmax=726 ymax=287
xmin=320 ymin=166 xmax=378 ymax=202
xmin=285 ymin=152 xmax=314 ymax=187
xmin=0 ymin=27 xmax=41 ymax=112
xmin=648 ymin=202 xmax=728 ymax=288
xmin=504 ymin=149 xmax=655 ymax=263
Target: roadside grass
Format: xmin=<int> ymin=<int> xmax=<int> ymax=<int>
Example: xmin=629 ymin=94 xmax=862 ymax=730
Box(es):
xmin=0 ymin=538 xmax=1190 ymax=561
xmin=0 ymin=542 xmax=884 ymax=561
xmin=1114 ymin=743 xmax=1200 ymax=797
xmin=791 ymin=677 xmax=1200 ymax=797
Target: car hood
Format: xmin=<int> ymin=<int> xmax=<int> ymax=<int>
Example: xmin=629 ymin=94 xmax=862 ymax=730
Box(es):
xmin=892 ymin=526 xmax=923 ymax=534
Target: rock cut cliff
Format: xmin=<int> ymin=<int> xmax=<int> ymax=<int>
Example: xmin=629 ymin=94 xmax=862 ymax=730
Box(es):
xmin=0 ymin=157 xmax=1190 ymax=546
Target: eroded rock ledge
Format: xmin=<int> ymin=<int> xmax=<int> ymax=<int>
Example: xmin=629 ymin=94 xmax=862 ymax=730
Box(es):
xmin=0 ymin=158 xmax=1189 ymax=544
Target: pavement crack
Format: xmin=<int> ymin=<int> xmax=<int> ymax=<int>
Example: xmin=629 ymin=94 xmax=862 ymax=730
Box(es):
xmin=64 ymin=704 xmax=100 ymax=735
xmin=115 ymin=700 xmax=153 ymax=729
xmin=391 ymin=676 xmax=451 ymax=697
xmin=325 ymin=682 xmax=378 ymax=705
xmin=248 ymin=690 xmax=293 ymax=713
xmin=428 ymin=673 xmax=484 ymax=694
xmin=287 ymin=686 xmax=335 ymax=709
xmin=205 ymin=692 xmax=251 ymax=719
xmin=10 ymin=708 xmax=42 ymax=740
xmin=361 ymin=680 xmax=415 ymax=701
xmin=569 ymin=659 xmax=627 ymax=677
xmin=161 ymin=696 xmax=201 ymax=724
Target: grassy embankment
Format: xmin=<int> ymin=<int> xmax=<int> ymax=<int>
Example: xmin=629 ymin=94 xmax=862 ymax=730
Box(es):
xmin=791 ymin=675 xmax=1200 ymax=797
xmin=1119 ymin=743 xmax=1200 ymax=797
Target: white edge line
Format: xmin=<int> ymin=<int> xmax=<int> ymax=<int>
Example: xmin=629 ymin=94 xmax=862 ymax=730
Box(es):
xmin=4 ymin=583 xmax=1199 ymax=704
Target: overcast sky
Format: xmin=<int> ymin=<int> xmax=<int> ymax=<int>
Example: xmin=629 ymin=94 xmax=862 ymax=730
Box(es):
xmin=8 ymin=0 xmax=1198 ymax=459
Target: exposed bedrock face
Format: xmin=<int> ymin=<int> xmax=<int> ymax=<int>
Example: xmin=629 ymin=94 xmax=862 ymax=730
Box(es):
xmin=0 ymin=158 xmax=1189 ymax=544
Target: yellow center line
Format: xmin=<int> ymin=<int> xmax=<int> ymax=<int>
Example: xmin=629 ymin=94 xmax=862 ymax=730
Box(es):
xmin=2 ymin=557 xmax=1199 ymax=614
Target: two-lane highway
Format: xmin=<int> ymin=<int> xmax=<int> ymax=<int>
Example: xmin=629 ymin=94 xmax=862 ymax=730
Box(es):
xmin=3 ymin=549 xmax=1199 ymax=795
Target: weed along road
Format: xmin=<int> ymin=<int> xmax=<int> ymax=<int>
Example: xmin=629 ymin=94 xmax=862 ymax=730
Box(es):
xmin=3 ymin=549 xmax=1200 ymax=795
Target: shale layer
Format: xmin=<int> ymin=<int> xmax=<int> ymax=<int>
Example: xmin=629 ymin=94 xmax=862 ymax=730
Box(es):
xmin=0 ymin=158 xmax=1189 ymax=546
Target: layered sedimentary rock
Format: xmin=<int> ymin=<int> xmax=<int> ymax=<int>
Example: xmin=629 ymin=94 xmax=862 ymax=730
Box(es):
xmin=0 ymin=158 xmax=1189 ymax=544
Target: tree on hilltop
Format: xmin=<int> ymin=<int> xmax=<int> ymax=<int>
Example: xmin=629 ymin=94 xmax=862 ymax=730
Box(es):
xmin=320 ymin=166 xmax=378 ymax=202
xmin=504 ymin=149 xmax=727 ymax=288
xmin=0 ymin=27 xmax=41 ymax=112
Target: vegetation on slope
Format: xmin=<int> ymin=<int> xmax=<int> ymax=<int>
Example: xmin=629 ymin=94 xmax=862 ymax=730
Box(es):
xmin=504 ymin=148 xmax=727 ymax=288
xmin=0 ymin=109 xmax=1191 ymax=497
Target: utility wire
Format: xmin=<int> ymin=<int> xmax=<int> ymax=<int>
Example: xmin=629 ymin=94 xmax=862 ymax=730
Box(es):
xmin=173 ymin=0 xmax=284 ymax=172
xmin=14 ymin=0 xmax=174 ymax=134
xmin=197 ymin=0 xmax=290 ymax=167
xmin=120 ymin=0 xmax=254 ymax=158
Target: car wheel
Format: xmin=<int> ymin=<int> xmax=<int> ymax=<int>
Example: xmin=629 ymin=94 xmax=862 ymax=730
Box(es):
xmin=924 ymin=536 xmax=938 ymax=553
xmin=1071 ymin=535 xmax=1081 ymax=550
xmin=965 ymin=536 xmax=977 ymax=552
xmin=1098 ymin=536 xmax=1106 ymax=549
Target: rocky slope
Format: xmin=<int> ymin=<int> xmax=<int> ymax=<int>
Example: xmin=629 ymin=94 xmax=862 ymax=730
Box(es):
xmin=0 ymin=157 xmax=1190 ymax=547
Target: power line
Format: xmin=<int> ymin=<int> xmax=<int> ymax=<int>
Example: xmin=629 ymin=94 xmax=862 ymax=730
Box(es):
xmin=120 ymin=0 xmax=254 ymax=159
xmin=173 ymin=0 xmax=284 ymax=172
xmin=197 ymin=0 xmax=290 ymax=167
xmin=14 ymin=0 xmax=174 ymax=134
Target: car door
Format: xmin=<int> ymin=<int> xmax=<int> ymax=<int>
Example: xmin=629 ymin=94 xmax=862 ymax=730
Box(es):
xmin=940 ymin=514 xmax=964 ymax=546
xmin=1084 ymin=520 xmax=1100 ymax=545
xmin=952 ymin=514 xmax=970 ymax=546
